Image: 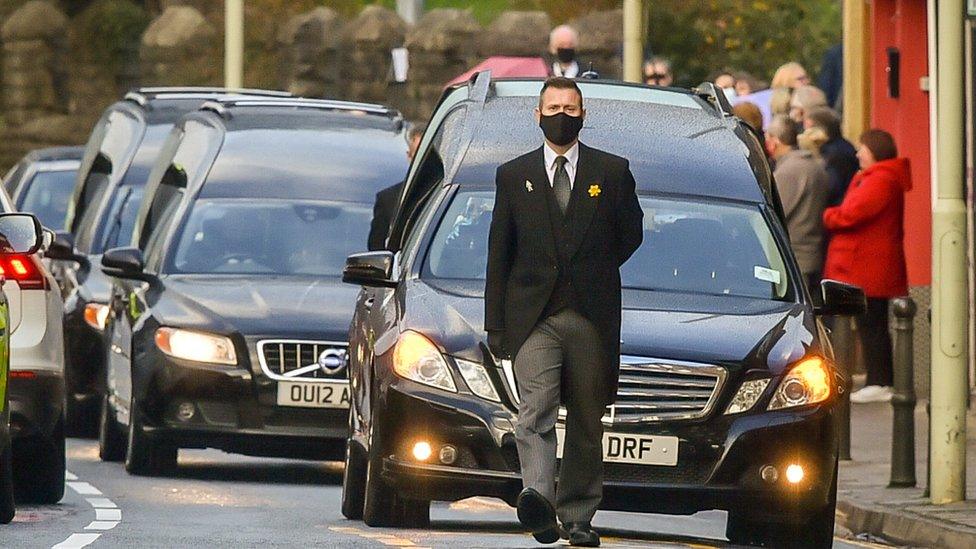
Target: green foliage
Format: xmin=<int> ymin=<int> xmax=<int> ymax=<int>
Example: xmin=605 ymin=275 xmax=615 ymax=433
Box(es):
xmin=646 ymin=0 xmax=842 ymax=87
xmin=74 ymin=0 xmax=151 ymax=68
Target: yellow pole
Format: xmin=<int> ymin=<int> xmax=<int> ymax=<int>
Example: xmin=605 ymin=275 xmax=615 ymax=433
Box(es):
xmin=841 ymin=0 xmax=871 ymax=141
xmin=623 ymin=0 xmax=643 ymax=83
xmin=929 ymin=0 xmax=969 ymax=505
xmin=225 ymin=0 xmax=244 ymax=89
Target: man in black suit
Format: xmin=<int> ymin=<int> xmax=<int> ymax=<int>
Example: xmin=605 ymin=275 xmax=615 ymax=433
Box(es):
xmin=368 ymin=123 xmax=425 ymax=251
xmin=485 ymin=77 xmax=643 ymax=547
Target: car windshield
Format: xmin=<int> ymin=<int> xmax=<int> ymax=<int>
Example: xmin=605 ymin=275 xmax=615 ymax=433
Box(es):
xmin=168 ymin=199 xmax=371 ymax=276
xmin=18 ymin=170 xmax=75 ymax=228
xmin=423 ymin=190 xmax=790 ymax=300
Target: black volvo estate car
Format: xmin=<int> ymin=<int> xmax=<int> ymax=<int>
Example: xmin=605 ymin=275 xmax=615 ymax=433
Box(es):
xmin=46 ymin=87 xmax=292 ymax=434
xmin=97 ymin=97 xmax=408 ymax=475
xmin=340 ymin=73 xmax=866 ymax=547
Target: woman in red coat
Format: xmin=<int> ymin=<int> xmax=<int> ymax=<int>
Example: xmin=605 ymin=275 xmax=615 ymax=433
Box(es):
xmin=822 ymin=129 xmax=910 ymax=403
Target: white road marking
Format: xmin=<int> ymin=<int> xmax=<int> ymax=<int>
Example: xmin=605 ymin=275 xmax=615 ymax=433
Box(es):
xmin=85 ymin=521 xmax=119 ymax=531
xmin=86 ymin=497 xmax=117 ymax=508
xmin=66 ymin=482 xmax=102 ymax=495
xmin=53 ymin=470 xmax=122 ymax=549
xmin=95 ymin=508 xmax=122 ymax=521
xmin=51 ymin=533 xmax=101 ymax=548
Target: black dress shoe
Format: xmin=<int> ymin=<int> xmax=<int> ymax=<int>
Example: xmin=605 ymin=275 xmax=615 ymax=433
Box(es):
xmin=562 ymin=522 xmax=600 ymax=547
xmin=516 ymin=488 xmax=559 ymax=544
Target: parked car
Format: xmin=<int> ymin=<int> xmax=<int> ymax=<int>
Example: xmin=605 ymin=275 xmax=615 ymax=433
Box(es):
xmin=0 ymin=213 xmax=48 ymax=522
xmin=98 ymin=96 xmax=409 ymax=475
xmin=48 ymin=87 xmax=292 ymax=435
xmin=340 ymin=73 xmax=866 ymax=547
xmin=3 ymin=146 xmax=83 ymax=231
xmin=0 ymin=187 xmax=65 ymax=504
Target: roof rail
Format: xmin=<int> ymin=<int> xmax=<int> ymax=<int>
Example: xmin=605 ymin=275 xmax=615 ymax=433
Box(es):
xmin=693 ymin=82 xmax=734 ymax=117
xmin=124 ymin=87 xmax=292 ymax=107
xmin=199 ymin=98 xmax=399 ymax=120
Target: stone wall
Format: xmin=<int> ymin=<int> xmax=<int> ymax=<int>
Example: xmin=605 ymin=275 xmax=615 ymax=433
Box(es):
xmin=0 ymin=3 xmax=624 ymax=170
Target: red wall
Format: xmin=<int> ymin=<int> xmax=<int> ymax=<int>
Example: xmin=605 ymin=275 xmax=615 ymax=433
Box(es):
xmin=870 ymin=0 xmax=932 ymax=286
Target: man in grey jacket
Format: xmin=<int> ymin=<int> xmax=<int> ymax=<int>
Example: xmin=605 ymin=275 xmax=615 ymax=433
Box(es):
xmin=765 ymin=115 xmax=830 ymax=291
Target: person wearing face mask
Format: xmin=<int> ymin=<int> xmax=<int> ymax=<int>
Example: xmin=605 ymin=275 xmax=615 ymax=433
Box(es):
xmin=485 ymin=77 xmax=643 ymax=547
xmin=546 ymin=24 xmax=585 ymax=78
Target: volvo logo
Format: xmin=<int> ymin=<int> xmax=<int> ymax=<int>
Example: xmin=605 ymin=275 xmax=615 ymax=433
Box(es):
xmin=317 ymin=348 xmax=347 ymax=375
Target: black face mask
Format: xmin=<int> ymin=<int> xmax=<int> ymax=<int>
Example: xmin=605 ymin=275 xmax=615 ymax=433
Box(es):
xmin=539 ymin=112 xmax=583 ymax=146
xmin=556 ymin=48 xmax=576 ymax=64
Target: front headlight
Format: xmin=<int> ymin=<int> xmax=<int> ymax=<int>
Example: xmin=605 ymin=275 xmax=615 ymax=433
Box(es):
xmin=724 ymin=378 xmax=771 ymax=414
xmin=84 ymin=302 xmax=110 ymax=331
xmin=154 ymin=327 xmax=237 ymax=366
xmin=393 ymin=330 xmax=457 ymax=392
xmin=455 ymin=358 xmax=500 ymax=402
xmin=767 ymin=356 xmax=832 ymax=410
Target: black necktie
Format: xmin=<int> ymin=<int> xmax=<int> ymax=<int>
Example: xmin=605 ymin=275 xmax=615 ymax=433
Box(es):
xmin=553 ymin=156 xmax=571 ymax=214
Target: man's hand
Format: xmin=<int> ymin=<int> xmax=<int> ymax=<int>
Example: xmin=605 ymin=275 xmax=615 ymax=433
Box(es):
xmin=487 ymin=330 xmax=508 ymax=360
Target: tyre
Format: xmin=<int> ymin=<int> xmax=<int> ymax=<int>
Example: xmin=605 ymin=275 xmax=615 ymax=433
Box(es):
xmin=13 ymin=416 xmax=66 ymax=504
xmin=124 ymin=399 xmax=177 ymax=476
xmin=0 ymin=440 xmax=14 ymax=524
xmin=341 ymin=438 xmax=367 ymax=520
xmin=98 ymin=395 xmax=125 ymax=462
xmin=63 ymin=382 xmax=97 ymax=438
xmin=361 ymin=419 xmax=430 ymax=528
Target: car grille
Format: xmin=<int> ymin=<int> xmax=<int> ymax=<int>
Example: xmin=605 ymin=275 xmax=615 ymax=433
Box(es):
xmin=256 ymin=340 xmax=348 ymax=382
xmin=552 ymin=356 xmax=727 ymax=425
xmin=607 ymin=356 xmax=727 ymax=424
xmin=603 ymin=461 xmax=712 ymax=485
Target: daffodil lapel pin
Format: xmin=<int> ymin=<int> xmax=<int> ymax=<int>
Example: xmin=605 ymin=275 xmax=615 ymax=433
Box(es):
xmin=525 ymin=180 xmax=533 ymax=192
xmin=588 ymin=184 xmax=601 ymax=198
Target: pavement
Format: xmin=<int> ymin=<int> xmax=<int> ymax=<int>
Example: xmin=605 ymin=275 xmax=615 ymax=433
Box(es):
xmin=837 ymin=398 xmax=976 ymax=548
xmin=5 ymin=439 xmax=893 ymax=548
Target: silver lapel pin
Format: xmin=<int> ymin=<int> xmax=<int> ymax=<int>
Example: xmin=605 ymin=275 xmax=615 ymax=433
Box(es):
xmin=525 ymin=180 xmax=533 ymax=192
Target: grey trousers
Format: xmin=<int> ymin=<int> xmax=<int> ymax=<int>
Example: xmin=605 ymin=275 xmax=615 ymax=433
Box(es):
xmin=514 ymin=308 xmax=608 ymax=524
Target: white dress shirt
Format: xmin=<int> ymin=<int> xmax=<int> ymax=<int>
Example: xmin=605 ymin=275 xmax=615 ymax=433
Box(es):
xmin=543 ymin=141 xmax=579 ymax=190
xmin=552 ymin=61 xmax=580 ymax=78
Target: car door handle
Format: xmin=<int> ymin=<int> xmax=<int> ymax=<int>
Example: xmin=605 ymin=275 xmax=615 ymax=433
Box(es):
xmin=363 ymin=297 xmax=375 ymax=309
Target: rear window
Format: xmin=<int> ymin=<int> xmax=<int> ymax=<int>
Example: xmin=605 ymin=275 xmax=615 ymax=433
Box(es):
xmin=17 ymin=170 xmax=75 ymax=229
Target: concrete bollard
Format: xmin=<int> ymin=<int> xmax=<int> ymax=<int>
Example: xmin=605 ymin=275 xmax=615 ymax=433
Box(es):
xmin=831 ymin=316 xmax=855 ymax=461
xmin=889 ymin=297 xmax=917 ymax=487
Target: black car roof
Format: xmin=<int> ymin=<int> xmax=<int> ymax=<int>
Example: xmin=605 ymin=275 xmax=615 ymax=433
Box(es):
xmin=189 ymin=99 xmax=408 ymax=203
xmin=448 ymin=77 xmax=767 ymax=204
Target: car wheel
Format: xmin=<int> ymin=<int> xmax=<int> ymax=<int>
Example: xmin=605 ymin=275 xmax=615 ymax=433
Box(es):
xmin=124 ymin=399 xmax=177 ymax=476
xmin=13 ymin=415 xmax=66 ymax=504
xmin=340 ymin=438 xmax=367 ymax=520
xmin=98 ymin=395 xmax=126 ymax=462
xmin=0 ymin=440 xmax=15 ymax=524
xmin=63 ymin=378 xmax=97 ymax=438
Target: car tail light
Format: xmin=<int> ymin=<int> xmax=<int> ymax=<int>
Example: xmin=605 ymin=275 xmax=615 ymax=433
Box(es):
xmin=0 ymin=254 xmax=47 ymax=290
xmin=9 ymin=370 xmax=36 ymax=379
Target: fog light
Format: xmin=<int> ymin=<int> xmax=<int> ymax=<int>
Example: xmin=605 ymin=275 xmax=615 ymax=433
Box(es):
xmin=176 ymin=402 xmax=196 ymax=422
xmin=439 ymin=445 xmax=458 ymax=465
xmin=786 ymin=464 xmax=805 ymax=484
xmin=412 ymin=441 xmax=433 ymax=461
xmin=760 ymin=465 xmax=779 ymax=483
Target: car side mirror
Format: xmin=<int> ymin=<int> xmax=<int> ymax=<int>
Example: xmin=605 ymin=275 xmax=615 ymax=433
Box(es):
xmin=343 ymin=251 xmax=397 ymax=288
xmin=41 ymin=228 xmax=55 ymax=251
xmin=0 ymin=213 xmax=42 ymax=255
xmin=101 ymin=246 xmax=151 ymax=282
xmin=815 ymin=279 xmax=867 ymax=317
xmin=46 ymin=230 xmax=89 ymax=265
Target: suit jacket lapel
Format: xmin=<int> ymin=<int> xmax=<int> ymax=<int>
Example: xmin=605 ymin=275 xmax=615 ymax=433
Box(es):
xmin=563 ymin=142 xmax=600 ymax=259
xmin=523 ymin=147 xmax=558 ymax=261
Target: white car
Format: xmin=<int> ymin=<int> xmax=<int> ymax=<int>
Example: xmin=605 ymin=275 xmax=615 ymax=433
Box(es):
xmin=0 ymin=188 xmax=66 ymax=504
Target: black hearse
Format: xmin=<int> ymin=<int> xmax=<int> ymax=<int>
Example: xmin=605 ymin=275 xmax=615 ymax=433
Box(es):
xmin=340 ymin=72 xmax=865 ymax=548
xmin=97 ymin=97 xmax=408 ymax=475
xmin=47 ymin=88 xmax=292 ymax=434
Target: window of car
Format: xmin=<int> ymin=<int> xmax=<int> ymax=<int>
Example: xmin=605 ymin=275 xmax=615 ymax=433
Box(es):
xmin=17 ymin=169 xmax=75 ymax=229
xmin=70 ymin=109 xmax=144 ymax=234
xmin=422 ymin=190 xmax=791 ymax=300
xmin=98 ymin=186 xmax=145 ymax=253
xmin=3 ymin=160 xmax=28 ymax=194
xmin=166 ymin=198 xmax=372 ymax=277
